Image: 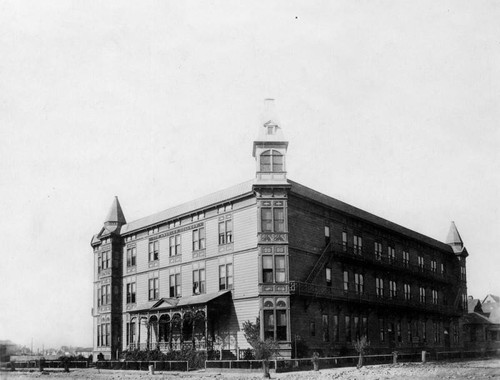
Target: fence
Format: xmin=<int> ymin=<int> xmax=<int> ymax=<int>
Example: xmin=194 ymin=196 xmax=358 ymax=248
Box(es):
xmin=1 ymin=360 xmax=89 ymax=369
xmin=435 ymin=350 xmax=498 ymax=361
xmin=206 ymin=350 xmax=498 ymax=373
xmin=96 ymin=360 xmax=189 ymax=371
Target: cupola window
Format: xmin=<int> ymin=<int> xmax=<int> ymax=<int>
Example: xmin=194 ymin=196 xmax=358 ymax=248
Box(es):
xmin=260 ymin=150 xmax=283 ymax=172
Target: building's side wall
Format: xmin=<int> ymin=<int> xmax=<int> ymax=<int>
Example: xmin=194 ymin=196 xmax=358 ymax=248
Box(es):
xmin=117 ymin=195 xmax=259 ymax=353
xmin=287 ymin=192 xmax=464 ymax=355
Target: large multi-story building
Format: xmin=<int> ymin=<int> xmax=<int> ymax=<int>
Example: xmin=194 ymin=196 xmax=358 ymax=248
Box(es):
xmin=91 ymin=100 xmax=468 ymax=360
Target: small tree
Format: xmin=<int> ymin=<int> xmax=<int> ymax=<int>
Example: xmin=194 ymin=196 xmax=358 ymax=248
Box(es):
xmin=243 ymin=318 xmax=279 ymax=379
xmin=353 ymin=336 xmax=370 ymax=369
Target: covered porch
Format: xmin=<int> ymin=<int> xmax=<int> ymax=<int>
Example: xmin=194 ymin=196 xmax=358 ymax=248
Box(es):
xmin=126 ymin=290 xmax=232 ymax=352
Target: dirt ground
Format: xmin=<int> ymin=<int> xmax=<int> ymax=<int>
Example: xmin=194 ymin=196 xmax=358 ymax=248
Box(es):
xmin=1 ymin=359 xmax=500 ymax=380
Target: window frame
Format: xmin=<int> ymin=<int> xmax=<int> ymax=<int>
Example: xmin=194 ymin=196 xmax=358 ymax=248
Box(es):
xmin=260 ymin=149 xmax=284 ymax=172
xmin=219 ymin=263 xmax=233 ymax=290
xmin=192 ymin=227 xmax=206 ymax=251
xmin=126 ymin=282 xmax=136 ymax=304
xmin=218 ymin=220 xmax=233 ymax=245
xmin=353 ymin=234 xmax=362 ymax=255
xmin=169 ymin=273 xmax=181 ymax=298
xmin=192 ymin=268 xmax=206 ymax=295
xmin=149 ymin=241 xmax=159 ymax=262
xmin=261 ymin=207 xmax=285 ymax=233
xmin=374 ymin=242 xmax=382 ymax=260
xmin=169 ymin=235 xmax=181 ymax=257
xmin=389 ymin=280 xmax=397 ymax=299
xmin=148 ymin=277 xmax=159 ymax=300
xmin=126 ymin=247 xmax=137 ymax=267
xmin=354 ymin=273 xmax=364 ymax=294
xmin=325 ymin=267 xmax=332 ymax=287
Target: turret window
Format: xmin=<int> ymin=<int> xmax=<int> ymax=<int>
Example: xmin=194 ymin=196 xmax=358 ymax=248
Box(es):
xmin=260 ymin=150 xmax=283 ymax=172
xmin=261 ymin=207 xmax=285 ymax=233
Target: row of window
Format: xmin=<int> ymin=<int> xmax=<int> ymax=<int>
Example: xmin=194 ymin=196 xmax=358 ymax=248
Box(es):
xmin=313 ymin=315 xmax=459 ymax=345
xmin=123 ymin=208 xmax=230 ymax=244
xmin=126 ymin=226 xmax=224 ymax=267
xmin=125 ymin=264 xmax=234 ymax=303
xmin=340 ymin=271 xmax=440 ymax=303
xmin=340 ymin=232 xmax=449 ymax=273
xmin=112 ymin=206 xmax=287 ymax=270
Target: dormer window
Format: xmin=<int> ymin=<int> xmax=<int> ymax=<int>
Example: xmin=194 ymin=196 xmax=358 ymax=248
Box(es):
xmin=267 ymin=125 xmax=275 ymax=135
xmin=260 ymin=150 xmax=283 ymax=172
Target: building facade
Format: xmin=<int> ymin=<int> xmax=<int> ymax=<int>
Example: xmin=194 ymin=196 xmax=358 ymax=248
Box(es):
xmin=91 ymin=100 xmax=468 ymax=360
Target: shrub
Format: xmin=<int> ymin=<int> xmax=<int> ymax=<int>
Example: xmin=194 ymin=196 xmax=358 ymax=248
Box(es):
xmin=242 ymin=348 xmax=255 ymax=360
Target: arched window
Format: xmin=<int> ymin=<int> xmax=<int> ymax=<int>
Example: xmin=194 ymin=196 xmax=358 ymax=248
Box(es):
xmin=260 ymin=150 xmax=283 ymax=172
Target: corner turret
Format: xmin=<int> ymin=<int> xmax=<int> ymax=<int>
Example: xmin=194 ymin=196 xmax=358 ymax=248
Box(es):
xmin=446 ymin=221 xmax=468 ymax=257
xmin=252 ymin=99 xmax=289 ymax=185
xmin=103 ymin=196 xmax=126 ymax=234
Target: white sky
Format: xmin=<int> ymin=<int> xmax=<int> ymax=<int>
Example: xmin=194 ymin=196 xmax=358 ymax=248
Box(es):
xmin=1 ymin=0 xmax=499 ymax=349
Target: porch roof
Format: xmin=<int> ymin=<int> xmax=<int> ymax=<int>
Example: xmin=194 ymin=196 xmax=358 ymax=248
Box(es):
xmin=130 ymin=290 xmax=231 ymax=313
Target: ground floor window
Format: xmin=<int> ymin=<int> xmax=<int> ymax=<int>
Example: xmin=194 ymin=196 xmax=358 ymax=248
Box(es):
xmin=126 ymin=321 xmax=136 ymax=345
xmin=97 ymin=323 xmax=110 ymax=347
xmin=322 ymin=315 xmax=329 ymax=342
xmin=263 ymin=300 xmax=288 ymax=341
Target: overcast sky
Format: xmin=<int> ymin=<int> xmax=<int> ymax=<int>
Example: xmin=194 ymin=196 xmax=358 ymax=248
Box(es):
xmin=1 ymin=0 xmax=499 ymax=349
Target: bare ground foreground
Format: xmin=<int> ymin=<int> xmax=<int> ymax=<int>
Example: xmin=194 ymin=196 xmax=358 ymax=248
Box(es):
xmin=1 ymin=359 xmax=500 ymax=380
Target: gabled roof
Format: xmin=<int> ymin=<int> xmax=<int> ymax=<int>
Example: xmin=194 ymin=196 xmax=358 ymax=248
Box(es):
xmin=463 ymin=312 xmax=492 ymax=325
xmin=468 ymin=298 xmax=483 ymax=313
xmin=121 ymin=180 xmax=255 ymax=234
xmin=119 ymin=178 xmax=455 ymax=253
xmin=288 ymin=180 xmax=455 ymax=253
xmin=483 ymin=294 xmax=500 ymax=304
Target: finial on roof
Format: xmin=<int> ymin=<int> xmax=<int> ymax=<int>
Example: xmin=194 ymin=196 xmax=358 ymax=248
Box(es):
xmin=257 ymin=98 xmax=286 ymax=142
xmin=104 ymin=196 xmax=126 ymax=228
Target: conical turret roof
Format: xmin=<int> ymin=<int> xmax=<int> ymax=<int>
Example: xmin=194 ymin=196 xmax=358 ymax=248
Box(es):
xmin=446 ymin=221 xmax=463 ymax=246
xmin=105 ymin=196 xmax=126 ymax=225
xmin=446 ymin=221 xmax=467 ymax=256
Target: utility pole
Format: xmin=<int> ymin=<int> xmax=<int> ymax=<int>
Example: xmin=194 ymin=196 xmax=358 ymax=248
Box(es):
xmin=31 ymin=338 xmax=33 ymax=356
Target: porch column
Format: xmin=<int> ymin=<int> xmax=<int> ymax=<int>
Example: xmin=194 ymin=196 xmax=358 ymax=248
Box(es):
xmin=137 ymin=315 xmax=141 ymax=349
xmin=169 ymin=319 xmax=173 ymax=350
xmin=180 ymin=313 xmax=184 ymax=344
xmin=146 ymin=318 xmax=151 ymax=349
xmin=205 ymin=306 xmax=209 ymax=350
xmin=192 ymin=313 xmax=196 ymax=349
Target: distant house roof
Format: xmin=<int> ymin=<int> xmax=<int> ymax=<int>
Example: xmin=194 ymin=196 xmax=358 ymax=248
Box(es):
xmin=482 ymin=302 xmax=500 ymax=315
xmin=483 ymin=294 xmax=500 ymax=304
xmin=467 ymin=298 xmax=483 ymax=313
xmin=98 ymin=179 xmax=455 ymax=253
xmin=463 ymin=312 xmax=492 ymax=325
xmin=489 ymin=306 xmax=500 ymax=324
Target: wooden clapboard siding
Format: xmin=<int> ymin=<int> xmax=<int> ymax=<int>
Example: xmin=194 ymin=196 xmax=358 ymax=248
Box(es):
xmin=159 ymin=267 xmax=169 ymax=298
xmin=135 ymin=271 xmax=149 ymax=304
xmin=233 ymin=250 xmax=259 ymax=299
xmin=181 ymin=263 xmax=192 ymax=297
xmin=232 ymin=297 xmax=260 ymax=350
xmin=205 ymin=257 xmax=219 ymax=295
xmin=135 ymin=238 xmax=149 ymax=273
xmin=204 ymin=215 xmax=219 ymax=259
xmin=233 ymin=205 xmax=258 ymax=252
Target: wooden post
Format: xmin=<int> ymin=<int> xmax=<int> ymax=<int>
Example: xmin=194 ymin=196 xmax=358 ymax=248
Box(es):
xmin=137 ymin=316 xmax=141 ymax=350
